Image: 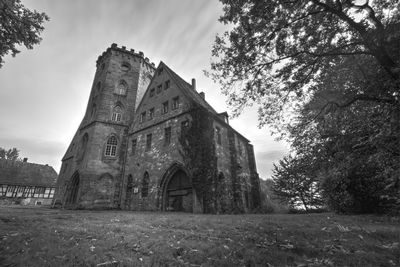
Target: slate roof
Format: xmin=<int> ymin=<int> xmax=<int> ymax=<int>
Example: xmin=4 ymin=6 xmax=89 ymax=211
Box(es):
xmin=0 ymin=159 xmax=58 ymax=187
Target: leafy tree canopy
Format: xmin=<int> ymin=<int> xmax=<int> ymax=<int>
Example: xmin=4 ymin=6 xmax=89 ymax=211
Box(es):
xmin=0 ymin=147 xmax=20 ymax=161
xmin=210 ymin=0 xmax=399 ymax=131
xmin=272 ymin=155 xmax=324 ymax=211
xmin=211 ymin=0 xmax=400 ymax=214
xmin=0 ymin=0 xmax=49 ymax=67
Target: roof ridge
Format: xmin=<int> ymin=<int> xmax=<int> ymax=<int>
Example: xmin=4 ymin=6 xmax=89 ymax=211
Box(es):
xmin=161 ymin=63 xmax=218 ymax=114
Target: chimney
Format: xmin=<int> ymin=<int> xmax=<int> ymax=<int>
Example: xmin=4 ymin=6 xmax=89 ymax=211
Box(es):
xmin=23 ymin=158 xmax=28 ymax=162
xmin=199 ymin=92 xmax=205 ymax=99
xmin=191 ymin=78 xmax=196 ymax=91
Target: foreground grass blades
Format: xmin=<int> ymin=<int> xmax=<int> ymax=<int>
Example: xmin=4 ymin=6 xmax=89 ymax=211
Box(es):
xmin=0 ymin=206 xmax=399 ymax=266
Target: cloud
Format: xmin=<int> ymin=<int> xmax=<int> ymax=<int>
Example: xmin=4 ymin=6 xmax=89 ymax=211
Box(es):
xmin=0 ymin=0 xmax=289 ymax=179
xmin=0 ymin=136 xmax=65 ymax=173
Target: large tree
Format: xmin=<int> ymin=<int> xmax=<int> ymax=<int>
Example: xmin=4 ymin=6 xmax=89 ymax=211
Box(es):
xmin=210 ymin=0 xmax=399 ymax=129
xmin=0 ymin=0 xmax=49 ymax=67
xmin=211 ymin=0 xmax=400 ymax=213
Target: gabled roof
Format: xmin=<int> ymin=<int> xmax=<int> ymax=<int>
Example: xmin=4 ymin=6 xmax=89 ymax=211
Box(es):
xmin=0 ymin=159 xmax=58 ymax=187
xmin=131 ymin=61 xmax=251 ymax=143
xmin=132 ymin=61 xmax=219 ymax=128
xmin=161 ymin=62 xmax=218 ymax=114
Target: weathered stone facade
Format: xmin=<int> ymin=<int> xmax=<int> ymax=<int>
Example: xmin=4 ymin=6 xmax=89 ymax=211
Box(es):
xmin=55 ymin=44 xmax=261 ymax=213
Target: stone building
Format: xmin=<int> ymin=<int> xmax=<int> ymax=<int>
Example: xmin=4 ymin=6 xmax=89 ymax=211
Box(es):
xmin=55 ymin=44 xmax=261 ymax=213
xmin=0 ymin=158 xmax=57 ymax=205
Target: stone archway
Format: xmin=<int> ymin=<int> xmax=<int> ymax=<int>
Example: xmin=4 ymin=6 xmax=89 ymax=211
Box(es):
xmin=65 ymin=172 xmax=80 ymax=205
xmin=160 ymin=164 xmax=193 ymax=212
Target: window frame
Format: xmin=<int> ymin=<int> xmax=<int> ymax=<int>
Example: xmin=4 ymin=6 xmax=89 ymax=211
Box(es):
xmin=131 ymin=139 xmax=137 ymax=155
xmin=105 ymin=136 xmax=118 ymax=157
xmin=150 ymin=88 xmax=155 ymax=97
xmin=157 ymin=84 xmax=162 ymax=94
xmin=162 ymin=101 xmax=169 ymax=114
xmin=165 ymin=80 xmax=170 ymax=90
xmin=145 ymin=133 xmax=152 ymax=151
xmin=140 ymin=112 xmax=146 ymax=123
xmin=112 ymin=105 xmax=122 ymax=122
xmin=164 ymin=127 xmax=171 ymax=146
xmin=116 ymin=80 xmax=128 ymax=95
xmin=141 ymin=172 xmax=149 ymax=198
xmin=172 ymin=96 xmax=179 ymax=110
xmin=148 ymin=108 xmax=154 ymax=120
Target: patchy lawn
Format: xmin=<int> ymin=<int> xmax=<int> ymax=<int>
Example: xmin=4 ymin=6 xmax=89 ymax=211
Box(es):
xmin=0 ymin=206 xmax=399 ymax=266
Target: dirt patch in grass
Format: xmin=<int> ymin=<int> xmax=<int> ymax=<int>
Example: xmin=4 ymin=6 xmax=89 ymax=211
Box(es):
xmin=0 ymin=206 xmax=399 ymax=266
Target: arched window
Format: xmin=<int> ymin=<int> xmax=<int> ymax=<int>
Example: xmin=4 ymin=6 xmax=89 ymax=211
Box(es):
xmin=77 ymin=133 xmax=89 ymax=162
xmin=105 ymin=136 xmax=118 ymax=157
xmin=141 ymin=172 xmax=149 ymax=197
xmin=111 ymin=105 xmax=122 ymax=122
xmin=116 ymin=80 xmax=127 ymax=95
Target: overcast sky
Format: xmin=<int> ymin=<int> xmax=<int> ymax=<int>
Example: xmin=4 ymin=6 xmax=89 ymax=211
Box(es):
xmin=0 ymin=0 xmax=288 ymax=179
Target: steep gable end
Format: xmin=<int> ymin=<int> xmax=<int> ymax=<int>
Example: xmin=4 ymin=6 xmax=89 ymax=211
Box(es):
xmin=130 ymin=62 xmax=193 ymax=133
xmin=162 ymin=63 xmax=217 ymax=114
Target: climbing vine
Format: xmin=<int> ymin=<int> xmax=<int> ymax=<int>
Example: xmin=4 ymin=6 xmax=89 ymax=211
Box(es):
xmin=179 ymin=102 xmax=218 ymax=213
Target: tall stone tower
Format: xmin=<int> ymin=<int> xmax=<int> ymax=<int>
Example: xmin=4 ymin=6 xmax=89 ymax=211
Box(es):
xmin=55 ymin=44 xmax=155 ymax=209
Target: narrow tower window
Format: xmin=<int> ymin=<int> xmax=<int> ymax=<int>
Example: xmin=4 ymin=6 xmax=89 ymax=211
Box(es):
xmin=141 ymin=172 xmax=149 ymax=197
xmin=164 ymin=127 xmax=171 ymax=146
xmin=112 ymin=105 xmax=122 ymax=122
xmin=131 ymin=139 xmax=137 ymax=155
xmin=146 ymin=134 xmax=152 ymax=151
xmin=105 ymin=136 xmax=118 ymax=157
xmin=116 ymin=80 xmax=127 ymax=95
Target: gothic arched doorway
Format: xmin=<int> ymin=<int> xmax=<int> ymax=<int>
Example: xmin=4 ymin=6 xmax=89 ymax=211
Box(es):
xmin=65 ymin=172 xmax=80 ymax=205
xmin=161 ymin=166 xmax=193 ymax=212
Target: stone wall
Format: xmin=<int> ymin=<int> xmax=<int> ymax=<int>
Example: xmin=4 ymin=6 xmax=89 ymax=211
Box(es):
xmin=55 ymin=45 xmax=155 ymax=209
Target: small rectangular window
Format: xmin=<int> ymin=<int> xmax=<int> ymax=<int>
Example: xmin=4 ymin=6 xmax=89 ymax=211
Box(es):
xmin=158 ymin=68 xmax=164 ymax=76
xmin=132 ymin=139 xmax=137 ymax=155
xmin=157 ymin=84 xmax=162 ymax=94
xmin=164 ymin=127 xmax=171 ymax=146
xmin=146 ymin=133 xmax=152 ymax=151
xmin=165 ymin=80 xmax=170 ymax=89
xmin=162 ymin=101 xmax=169 ymax=114
xmin=149 ymin=108 xmax=154 ymax=120
xmin=140 ymin=112 xmax=146 ymax=123
xmin=150 ymin=88 xmax=155 ymax=97
xmin=172 ymin=96 xmax=179 ymax=110
xmin=216 ymin=127 xmax=222 ymax=145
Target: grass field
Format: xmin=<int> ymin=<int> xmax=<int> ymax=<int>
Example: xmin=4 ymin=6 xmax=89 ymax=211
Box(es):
xmin=0 ymin=206 xmax=399 ymax=266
